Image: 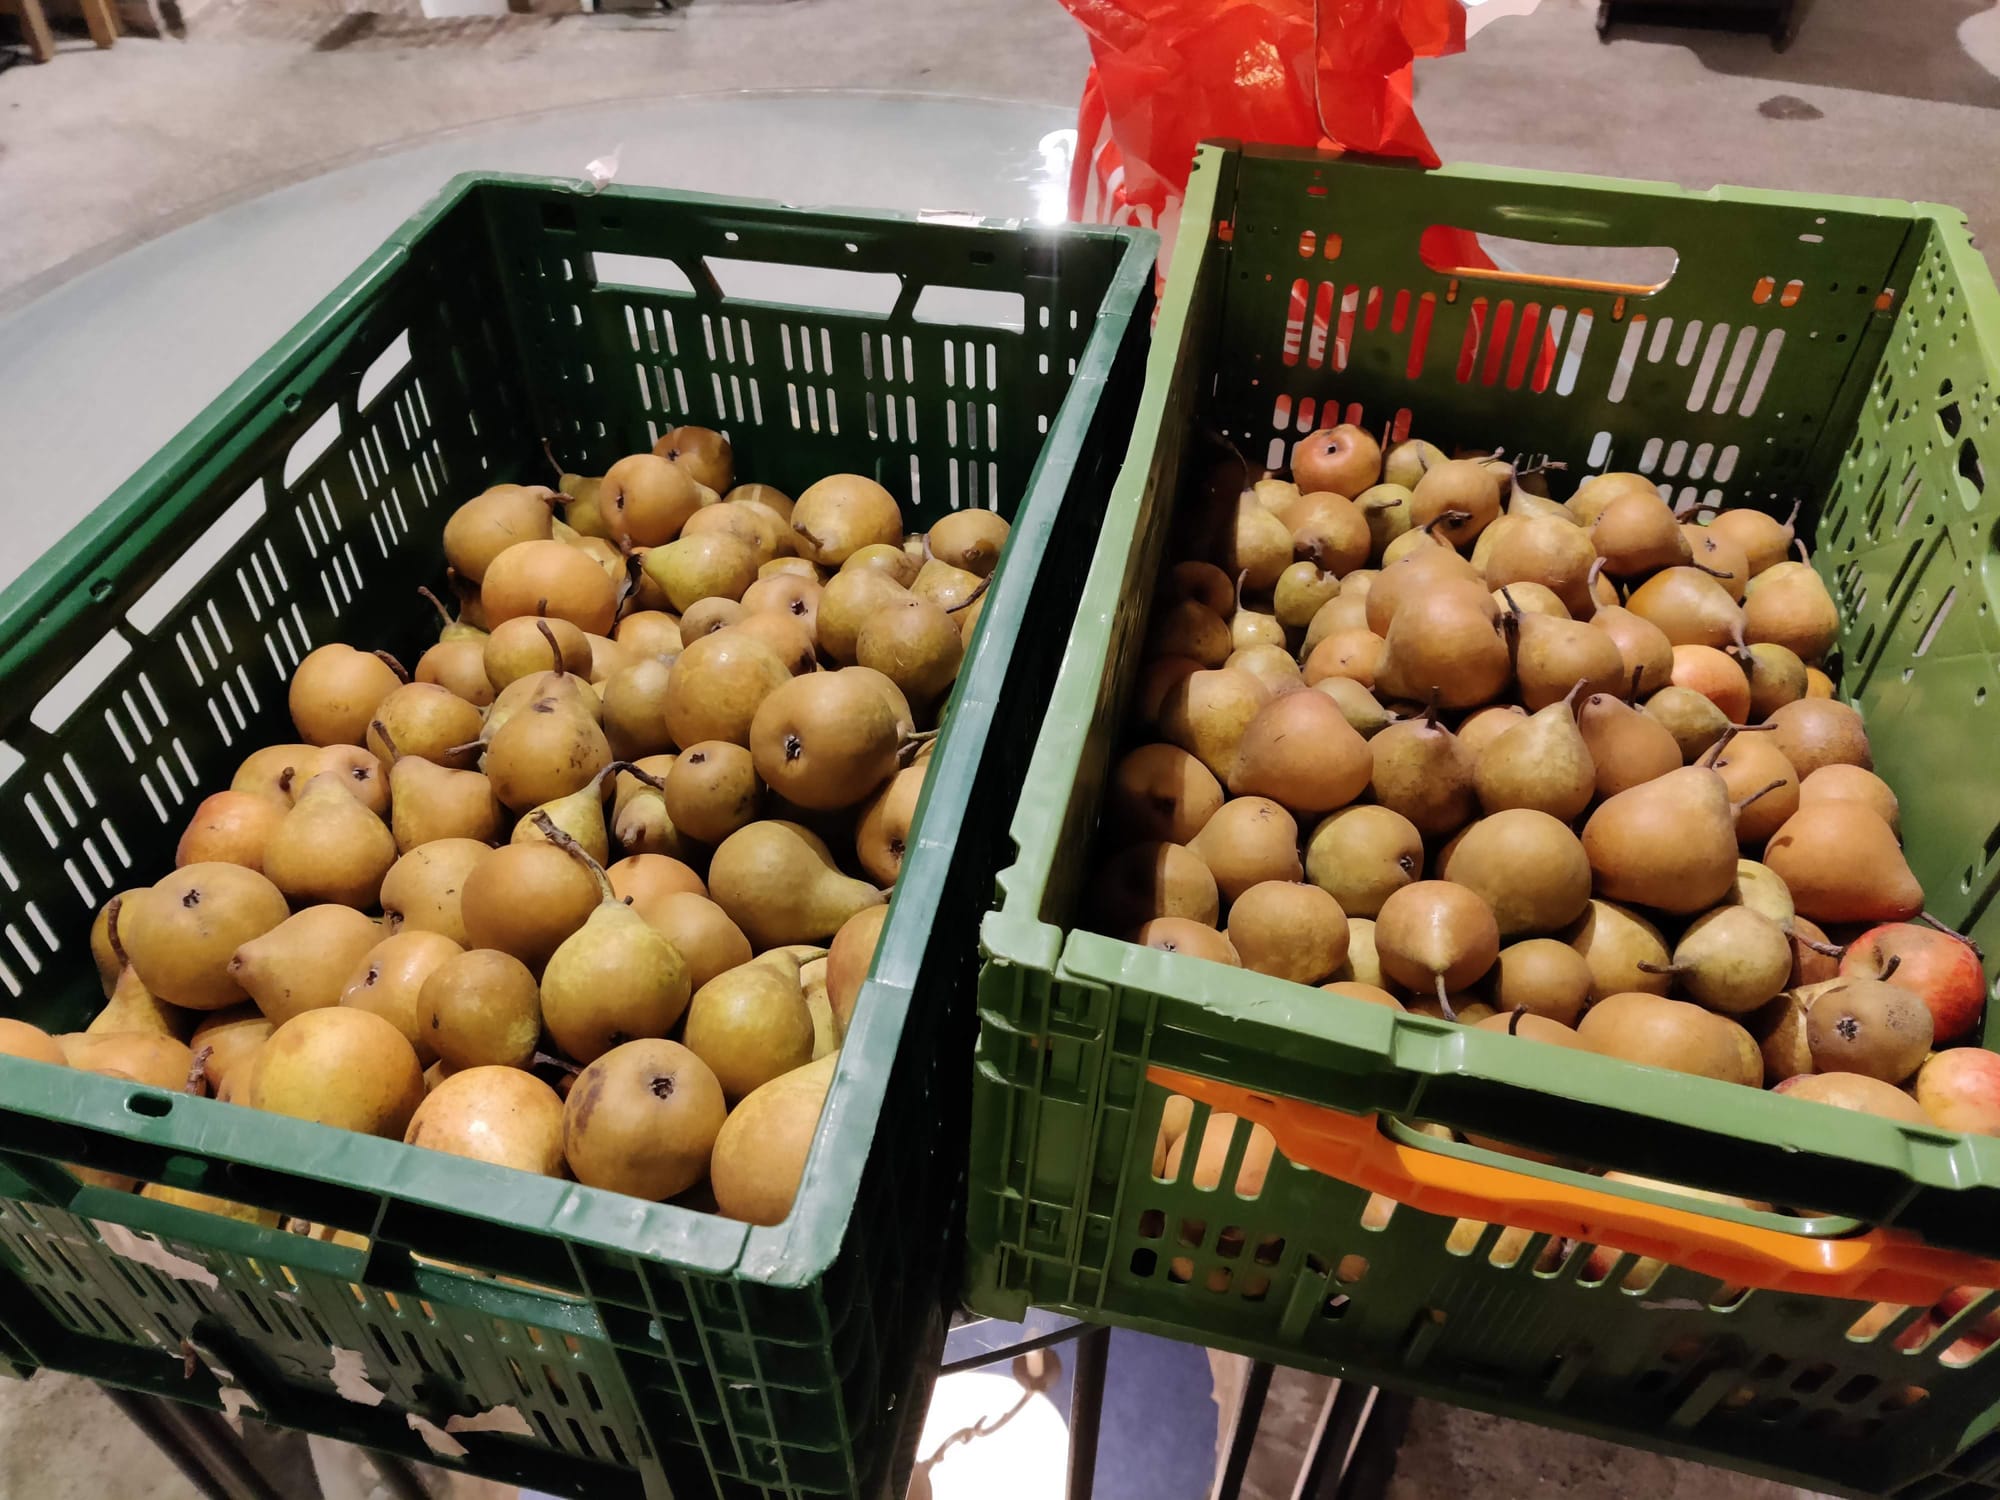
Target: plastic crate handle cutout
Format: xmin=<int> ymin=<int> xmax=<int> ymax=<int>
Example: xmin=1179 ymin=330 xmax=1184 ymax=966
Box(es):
xmin=1151 ymin=1066 xmax=2000 ymax=1307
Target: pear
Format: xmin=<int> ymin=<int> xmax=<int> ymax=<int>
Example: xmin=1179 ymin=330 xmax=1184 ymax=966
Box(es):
xmin=63 ymin=1032 xmax=195 ymax=1093
xmin=175 ymin=790 xmax=288 ymax=872
xmin=539 ymin=829 xmax=693 ymax=1063
xmin=1473 ymin=685 xmax=1594 ymax=821
xmin=1580 ymin=766 xmax=1740 ymax=913
xmin=1750 ymin=988 xmax=1816 ymax=1084
xmin=1624 ymin=567 xmax=1746 ymax=652
xmin=1289 ymin=492 xmax=1372 ymax=577
xmin=750 ymin=669 xmax=903 ymax=810
xmin=1227 ymin=691 xmax=1371 ymax=815
xmin=1589 ymin=604 xmax=1675 ymax=698
xmin=615 ymin=607 xmax=683 ymax=656
xmin=663 ymin=630 xmax=792 ymax=749
xmin=1148 ymin=599 xmax=1232 ymax=667
xmin=417 ymin=946 xmax=542 ymax=1070
xmin=683 ymin=951 xmax=818 ymax=1100
xmin=1409 ymin=460 xmax=1502 ymax=548
xmin=1304 ymin=591 xmax=1370 ymax=653
xmin=791 ymin=474 xmax=903 ymax=564
xmin=1223 ymin=497 xmax=1293 ymax=591
xmin=659 ymin=741 xmax=760 ymax=843
xmin=1096 ymin=842 xmax=1220 ymax=931
xmin=1305 ymin=806 xmax=1422 ymax=918
xmin=857 ymin=596 xmax=964 ymax=707
xmin=486 ymin=668 xmax=600 ymax=737
xmin=406 ymin=1067 xmax=566 ymax=1177
xmin=1744 ymin=642 xmax=1808 ymax=720
xmin=1469 ymin=513 xmax=1524 ymax=574
xmin=1805 ymin=978 xmax=1933 ymax=1082
xmin=230 ymin=905 xmax=383 ymax=1024
xmin=251 ymin=1008 xmax=424 ymax=1136
xmin=189 ymin=1006 xmax=270 ymax=1094
xmin=679 ymin=597 xmax=745 ymax=640
xmin=685 ymin=501 xmax=785 ymax=570
xmin=1707 ymin=504 xmax=1799 ymax=577
xmin=1483 ymin=514 xmax=1597 ymax=615
xmin=1744 ymin=561 xmax=1839 ymax=662
xmin=817 ymin=569 xmax=909 ymax=665
xmin=1186 ymin=797 xmax=1301 ymax=905
xmin=484 ymin=691 xmax=612 ymax=812
xmin=1383 ymin=440 xmax=1445 ymax=491
xmin=602 ymin=657 xmax=678 ymax=761
xmin=1643 ymin=685 xmax=1730 ymax=762
xmin=288 ymin=643 xmax=405 ymax=746
xmin=481 ymin=538 xmax=618 ymax=634
xmin=1302 ymin=629 xmax=1386 ymax=689
xmin=1648 ymin=906 xmax=1791 ymax=1014
xmin=1728 ymin=859 xmax=1797 ymax=932
xmin=1763 ymin=803 xmax=1922 ymax=924
xmin=708 ymin=821 xmax=886 ymax=948
xmin=1274 ymin=562 xmax=1343 ymax=629
xmin=1501 ymin=602 xmax=1625 ymax=710
xmin=510 ymin=768 xmax=613 ymax=866
xmin=442 ymin=483 xmax=557 ymax=582
xmin=339 ymin=929 xmax=460 ymax=1062
xmin=1225 ymin=646 xmax=1301 ymax=700
xmin=1567 ymin=472 xmax=1658 ymax=527
xmin=233 ymin=743 xmax=317 ymax=802
xmin=262 ymin=774 xmax=397 ymax=909
xmin=1333 ymin=918 xmax=1388 ymax=988
xmin=1487 ymin=939 xmax=1592 ymax=1024
xmin=1439 ymin=810 xmax=1591 ymax=937
xmin=928 ymin=508 xmax=1009 ymax=576
xmin=1226 ymin=882 xmax=1349 ymax=984
xmin=1375 ymin=584 xmax=1511 ymax=709
xmin=563 ymin=1039 xmax=726 ymax=1201
xmin=88 ymin=966 xmax=192 ymax=1041
xmin=459 ymin=841 xmax=602 ymax=972
xmin=1567 ymin=900 xmax=1672 ymax=1001
xmin=1365 ymin=545 xmax=1482 ymax=635
xmin=1165 ymin=560 xmax=1237 ymax=615
xmin=641 ymin=532 xmax=759 ymax=613
xmin=856 ymin=764 xmax=925 ymax=885
xmin=1576 ymin=993 xmax=1760 ymax=1086
xmin=480 ymin=616 xmax=591 ymax=695
xmin=1766 ymin=698 xmax=1871 ymax=778
xmin=90 ymin=889 xmax=142 ymax=997
xmin=379 ymin=724 xmax=502 ymax=851
xmin=826 ymin=904 xmax=888 ymax=1037
xmin=121 ymin=863 xmax=290 ymax=1011
xmin=379 ymin=838 xmax=489 ymax=946
xmin=612 ymin=756 xmax=697 ymax=859
xmin=596 ymin=454 xmax=702 ymax=547
xmin=1576 ymin=693 xmax=1682 ymax=798
xmin=1797 ymin=764 xmax=1899 ymax=833
xmin=1684 ymin=523 xmax=1750 ymax=601
xmin=635 ymin=892 xmax=752 ymax=994
xmin=1705 ymin=730 xmax=1799 ymax=844
xmin=1456 ymin=705 xmax=1526 ymax=756
xmin=1375 ymin=881 xmax=1500 ymax=1012
xmin=1592 ymin=492 xmax=1690 ymax=576
xmin=1489 ymin=582 xmax=1567 ymax=619
xmin=1157 ymin=667 xmax=1272 ymax=784
xmin=710 ymin=1053 xmax=838 ymax=1225
xmin=1314 ymin=677 xmax=1395 ymax=739
xmin=1367 ymin=705 xmax=1476 ymax=838
xmin=607 ymin=852 xmax=705 ymax=910
xmin=1230 ymin=600 xmax=1286 ymax=654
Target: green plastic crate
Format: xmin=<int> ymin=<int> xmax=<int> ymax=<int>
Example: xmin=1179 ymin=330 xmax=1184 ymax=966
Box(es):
xmin=969 ymin=143 xmax=2000 ymax=1496
xmin=0 ymin=172 xmax=1155 ymax=1498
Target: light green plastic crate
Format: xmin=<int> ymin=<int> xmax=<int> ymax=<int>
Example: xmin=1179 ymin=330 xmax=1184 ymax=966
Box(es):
xmin=969 ymin=142 xmax=2000 ymax=1496
xmin=0 ymin=171 xmax=1155 ymax=1499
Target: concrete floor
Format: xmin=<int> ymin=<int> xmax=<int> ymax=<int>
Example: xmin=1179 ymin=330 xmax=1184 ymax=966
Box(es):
xmin=1 ymin=0 xmax=1996 ymax=1497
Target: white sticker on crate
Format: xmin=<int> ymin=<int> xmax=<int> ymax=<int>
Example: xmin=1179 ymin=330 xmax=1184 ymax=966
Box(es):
xmin=329 ymin=1346 xmax=387 ymax=1406
xmin=92 ymin=1220 xmax=219 ymax=1290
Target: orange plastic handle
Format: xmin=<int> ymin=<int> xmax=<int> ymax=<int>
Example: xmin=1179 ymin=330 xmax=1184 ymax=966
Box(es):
xmin=1150 ymin=1067 xmax=2000 ymax=1307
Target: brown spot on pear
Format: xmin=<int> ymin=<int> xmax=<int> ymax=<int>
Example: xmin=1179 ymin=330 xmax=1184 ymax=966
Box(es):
xmin=1806 ymin=978 xmax=1933 ymax=1082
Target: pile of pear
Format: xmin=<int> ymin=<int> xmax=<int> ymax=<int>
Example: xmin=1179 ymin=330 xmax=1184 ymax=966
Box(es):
xmin=1100 ymin=420 xmax=1966 ymax=1136
xmin=2 ymin=424 xmax=1009 ymax=1231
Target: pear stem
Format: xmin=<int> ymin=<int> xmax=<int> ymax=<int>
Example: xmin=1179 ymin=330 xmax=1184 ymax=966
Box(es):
xmin=1783 ymin=497 xmax=1804 ymax=534
xmin=537 ymin=618 xmax=564 ymax=676
xmin=1674 ymin=496 xmax=1722 ymax=520
xmin=945 ymin=578 xmax=990 ymax=615
xmin=185 ymin=1045 xmax=212 ymax=1096
xmin=530 ymin=811 xmax=617 ymax=903
xmin=1878 ymin=953 xmax=1902 ymax=982
xmin=1628 ymin=664 xmax=1644 ymax=703
xmin=1515 ymin=457 xmax=1567 ymax=479
xmin=541 ymin=437 xmax=566 ymax=484
xmin=1794 ymin=536 xmax=1811 ymax=565
xmin=369 ymin=719 xmax=401 ymax=765
xmin=898 ymin=728 xmax=943 ymax=767
xmin=278 ymin=765 xmax=297 ymax=797
xmin=418 ymin=586 xmax=455 ymax=628
xmin=1732 ymin=778 xmax=1789 ymax=814
xmin=1687 ymin=558 xmax=1735 ymax=580
xmin=1422 ymin=692 xmax=1442 ymax=732
xmin=104 ymin=895 xmax=128 ymax=968
xmin=1560 ymin=678 xmax=1587 ymax=715
xmin=1507 ymin=1006 xmax=1526 ymax=1036
xmin=1234 ymin=570 xmax=1250 ymax=612
xmin=1635 ymin=961 xmax=1685 ymax=976
xmin=1360 ymin=496 xmax=1403 ymax=512
xmin=372 ymin=650 xmax=410 ymax=684
xmin=1797 ymin=934 xmax=1847 ymax=959
xmin=1433 ymin=973 xmax=1457 ymax=1021
xmin=441 ymin=739 xmax=486 ymax=761
xmin=533 ymin=1050 xmax=581 ymax=1077
xmin=1918 ymin=910 xmax=1984 ymax=960
xmin=609 ymin=760 xmax=667 ymax=793
xmin=1423 ymin=508 xmax=1472 ymax=535
xmin=1499 ymin=585 xmax=1523 ymax=620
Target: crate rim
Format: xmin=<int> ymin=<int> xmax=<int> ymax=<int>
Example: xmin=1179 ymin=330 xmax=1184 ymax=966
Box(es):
xmin=0 ymin=167 xmax=1159 ymax=1293
xmin=980 ymin=140 xmax=2000 ymax=1252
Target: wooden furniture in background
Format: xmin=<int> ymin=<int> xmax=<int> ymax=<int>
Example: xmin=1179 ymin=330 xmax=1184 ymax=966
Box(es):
xmin=3 ymin=0 xmax=120 ymax=61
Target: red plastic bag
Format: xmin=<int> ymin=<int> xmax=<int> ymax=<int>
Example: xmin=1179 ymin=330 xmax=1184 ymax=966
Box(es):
xmin=1067 ymin=0 xmax=1465 ymax=245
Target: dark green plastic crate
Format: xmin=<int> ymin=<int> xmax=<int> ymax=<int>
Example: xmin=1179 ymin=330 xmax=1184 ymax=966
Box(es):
xmin=970 ymin=143 xmax=2000 ymax=1495
xmin=0 ymin=172 xmax=1154 ymax=1498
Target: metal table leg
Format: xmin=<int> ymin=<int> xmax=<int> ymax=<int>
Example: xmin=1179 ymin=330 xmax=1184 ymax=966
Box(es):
xmin=103 ymin=1388 xmax=286 ymax=1500
xmin=1066 ymin=1325 xmax=1111 ymax=1500
xmin=1210 ymin=1359 xmax=1275 ymax=1500
xmin=1292 ymin=1381 xmax=1413 ymax=1500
